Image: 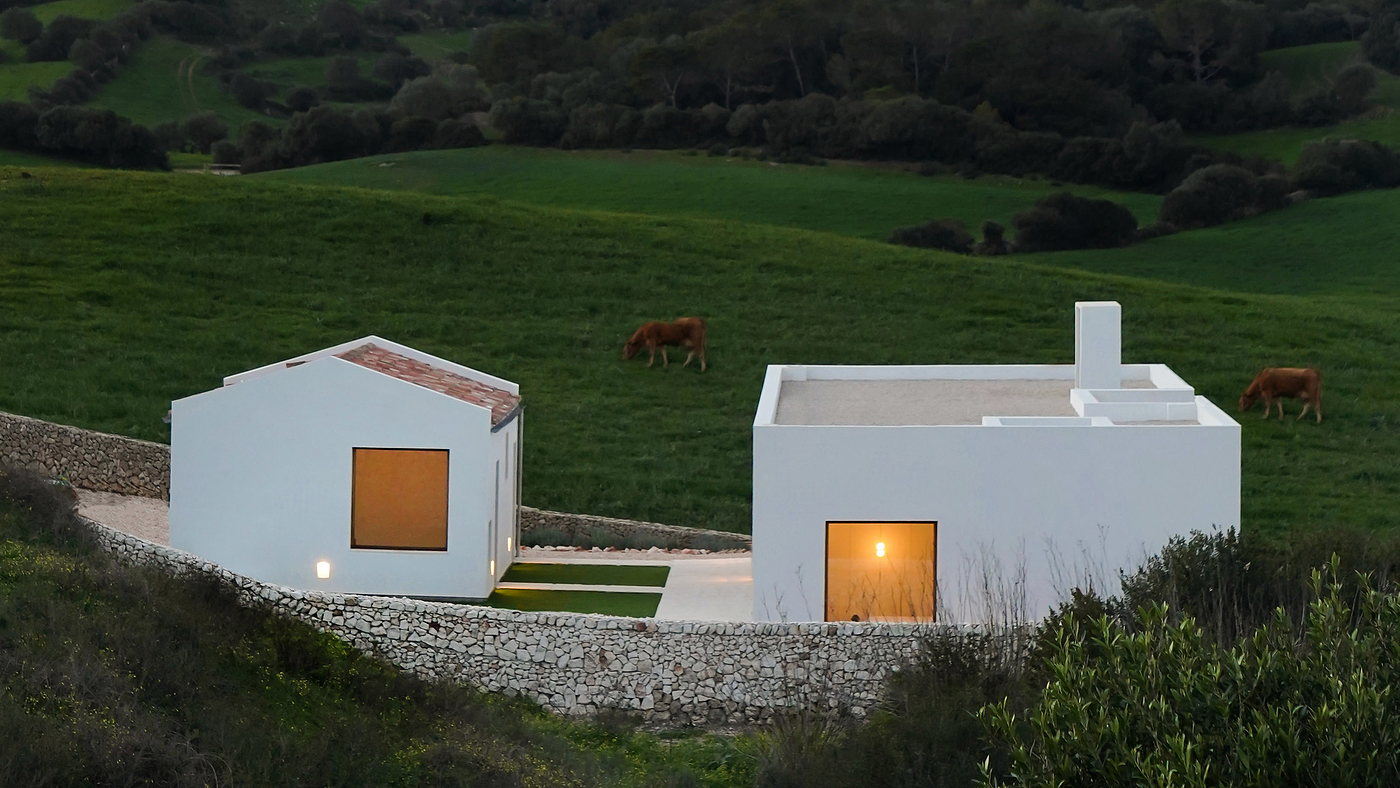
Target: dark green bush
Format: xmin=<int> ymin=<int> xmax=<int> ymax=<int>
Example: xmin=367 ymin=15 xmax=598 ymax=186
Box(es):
xmin=1159 ymin=163 xmax=1263 ymax=229
xmin=0 ymin=7 xmax=42 ymax=44
xmin=983 ymin=566 xmax=1400 ymax=787
xmin=887 ymin=218 xmax=975 ymax=253
xmin=1293 ymin=139 xmax=1400 ymax=196
xmin=521 ymin=528 xmax=568 ymax=547
xmin=432 ymin=117 xmax=486 ymax=149
xmin=1010 ymin=192 xmax=1137 ymax=252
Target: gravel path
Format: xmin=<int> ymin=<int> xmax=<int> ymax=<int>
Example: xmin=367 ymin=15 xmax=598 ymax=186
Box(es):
xmin=77 ymin=489 xmax=169 ymax=545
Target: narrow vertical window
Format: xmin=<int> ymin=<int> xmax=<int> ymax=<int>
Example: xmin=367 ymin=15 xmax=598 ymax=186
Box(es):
xmin=351 ymin=448 xmax=449 ymax=550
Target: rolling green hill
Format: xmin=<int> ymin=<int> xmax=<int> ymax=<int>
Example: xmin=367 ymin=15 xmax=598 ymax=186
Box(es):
xmin=87 ymin=36 xmax=276 ymax=130
xmin=1194 ymin=41 xmax=1400 ymax=164
xmin=3 ymin=166 xmax=1397 ymax=542
xmin=260 ymin=147 xmax=1164 ymax=240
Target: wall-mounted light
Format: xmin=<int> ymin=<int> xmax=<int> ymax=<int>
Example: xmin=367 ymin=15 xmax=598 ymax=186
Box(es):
xmin=316 ymin=561 xmax=331 ymax=579
xmin=490 ymin=559 xmax=496 ymax=576
xmin=507 ymin=536 xmax=513 ymax=551
xmin=875 ymin=542 xmax=886 ymax=558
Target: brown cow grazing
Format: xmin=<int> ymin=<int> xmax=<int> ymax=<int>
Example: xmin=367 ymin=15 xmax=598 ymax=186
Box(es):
xmin=624 ymin=317 xmax=707 ymax=371
xmin=1239 ymin=367 xmax=1323 ymax=423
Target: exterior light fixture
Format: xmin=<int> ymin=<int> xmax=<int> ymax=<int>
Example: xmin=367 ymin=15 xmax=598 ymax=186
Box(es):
xmin=490 ymin=559 xmax=496 ymax=575
xmin=507 ymin=536 xmax=513 ymax=551
xmin=875 ymin=542 xmax=886 ymax=558
xmin=316 ymin=561 xmax=331 ymax=579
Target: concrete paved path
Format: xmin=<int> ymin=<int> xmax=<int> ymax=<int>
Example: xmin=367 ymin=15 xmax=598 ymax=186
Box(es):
xmin=653 ymin=556 xmax=753 ymax=622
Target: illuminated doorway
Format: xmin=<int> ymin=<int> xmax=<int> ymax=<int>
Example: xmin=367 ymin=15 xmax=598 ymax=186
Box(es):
xmin=825 ymin=522 xmax=937 ymax=622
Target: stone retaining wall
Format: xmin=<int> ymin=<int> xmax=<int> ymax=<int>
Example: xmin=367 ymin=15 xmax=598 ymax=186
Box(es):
xmin=88 ymin=517 xmax=942 ymax=726
xmin=1 ymin=411 xmax=170 ymax=499
xmin=520 ymin=507 xmax=751 ymax=550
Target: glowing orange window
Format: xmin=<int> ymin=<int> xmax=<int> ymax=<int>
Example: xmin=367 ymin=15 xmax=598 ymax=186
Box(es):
xmin=826 ymin=522 xmax=937 ymax=623
xmin=351 ymin=448 xmax=449 ymax=550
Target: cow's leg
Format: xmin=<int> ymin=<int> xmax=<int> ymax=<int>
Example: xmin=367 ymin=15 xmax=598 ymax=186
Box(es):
xmin=647 ymin=346 xmax=656 ymax=367
xmin=1262 ymin=396 xmax=1272 ymax=419
xmin=682 ymin=351 xmax=695 ymax=368
xmin=1297 ymin=401 xmax=1310 ymax=421
xmin=1314 ymin=396 xmax=1323 ymax=423
xmin=661 ymin=348 xmax=669 ymax=367
xmin=1276 ymin=399 xmax=1286 ymax=420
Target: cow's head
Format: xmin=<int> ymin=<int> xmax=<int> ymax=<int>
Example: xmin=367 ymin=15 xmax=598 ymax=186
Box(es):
xmin=1238 ymin=389 xmax=1259 ymax=412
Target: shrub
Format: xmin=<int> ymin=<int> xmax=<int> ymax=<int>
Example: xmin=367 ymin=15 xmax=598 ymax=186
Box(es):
xmin=432 ymin=118 xmax=485 ymax=149
xmin=384 ymin=115 xmax=437 ymax=152
xmin=1293 ymin=139 xmax=1400 ymax=195
xmin=973 ymin=220 xmax=1008 ymax=256
xmin=210 ymin=139 xmax=238 ymax=164
xmin=1010 ymin=192 xmax=1137 ymax=252
xmin=489 ymin=97 xmax=565 ymax=146
xmin=983 ymin=567 xmax=1400 ymax=787
xmin=886 ymin=218 xmax=974 ymax=253
xmin=229 ymin=72 xmax=274 ymax=110
xmin=285 ymin=85 xmax=319 ymax=112
xmin=372 ymin=51 xmax=430 ymax=90
xmin=34 ymin=106 xmax=166 ymax=168
xmin=0 ymin=7 xmax=42 ymax=44
xmin=279 ymin=106 xmax=370 ymax=166
xmin=180 ymin=111 xmax=228 ymax=154
xmin=1363 ymin=10 xmax=1400 ymax=73
xmin=0 ymin=100 xmax=39 ymax=148
xmin=26 ymin=14 xmax=92 ymax=62
xmin=1159 ymin=164 xmax=1263 ymax=229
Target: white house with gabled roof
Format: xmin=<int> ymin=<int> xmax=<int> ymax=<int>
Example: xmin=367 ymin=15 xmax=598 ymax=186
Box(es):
xmin=169 ymin=336 xmax=521 ymax=600
xmin=751 ymin=302 xmax=1241 ymax=624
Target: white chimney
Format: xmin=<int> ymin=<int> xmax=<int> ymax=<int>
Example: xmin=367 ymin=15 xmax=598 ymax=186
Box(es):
xmin=1075 ymin=301 xmax=1121 ymax=389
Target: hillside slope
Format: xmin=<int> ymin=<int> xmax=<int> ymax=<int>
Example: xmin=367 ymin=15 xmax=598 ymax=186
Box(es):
xmin=1 ymin=167 xmax=1397 ymax=540
xmin=0 ymin=469 xmax=745 ymax=787
xmin=258 ymin=147 xmax=1164 ymax=240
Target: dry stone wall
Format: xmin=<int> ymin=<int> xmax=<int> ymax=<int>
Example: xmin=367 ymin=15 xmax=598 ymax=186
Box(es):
xmin=89 ymin=518 xmax=939 ymax=726
xmin=520 ymin=507 xmax=751 ymax=550
xmin=1 ymin=411 xmax=170 ymax=499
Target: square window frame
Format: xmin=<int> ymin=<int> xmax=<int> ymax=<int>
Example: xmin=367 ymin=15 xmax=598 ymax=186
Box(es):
xmin=350 ymin=447 xmax=451 ymax=552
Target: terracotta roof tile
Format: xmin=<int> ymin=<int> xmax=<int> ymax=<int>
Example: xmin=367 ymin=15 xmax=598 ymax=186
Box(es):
xmin=336 ymin=344 xmax=519 ymax=425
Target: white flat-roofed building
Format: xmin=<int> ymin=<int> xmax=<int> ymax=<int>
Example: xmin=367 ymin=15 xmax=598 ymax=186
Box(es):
xmin=751 ymin=302 xmax=1240 ymax=624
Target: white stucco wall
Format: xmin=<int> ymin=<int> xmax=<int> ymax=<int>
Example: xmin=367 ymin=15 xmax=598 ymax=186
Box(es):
xmin=752 ymin=365 xmax=1241 ymax=624
xmin=170 ymin=355 xmax=507 ymax=599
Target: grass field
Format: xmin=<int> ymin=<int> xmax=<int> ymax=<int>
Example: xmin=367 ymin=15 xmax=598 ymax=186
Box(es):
xmin=400 ymin=30 xmax=478 ymax=60
xmin=30 ymin=0 xmax=135 ymax=22
xmin=501 ymin=562 xmax=671 ymax=587
xmin=88 ymin=36 xmax=275 ymax=130
xmin=1195 ymin=41 xmax=1400 ymax=164
xmin=261 ymin=147 xmax=1164 ymax=240
xmin=0 ymin=149 xmax=92 ymax=168
xmin=244 ymin=53 xmax=373 ymax=94
xmin=485 ymin=588 xmax=664 ymax=616
xmin=3 ymin=167 xmax=1399 ymax=544
xmin=0 ymin=59 xmax=70 ymax=102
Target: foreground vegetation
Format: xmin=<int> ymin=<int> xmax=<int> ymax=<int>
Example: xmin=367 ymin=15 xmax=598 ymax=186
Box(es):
xmin=2 ymin=167 xmax=1399 ymax=540
xmin=0 ymin=466 xmax=751 ymax=787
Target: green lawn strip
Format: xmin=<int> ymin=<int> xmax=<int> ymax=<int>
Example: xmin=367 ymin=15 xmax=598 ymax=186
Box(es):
xmin=3 ymin=169 xmax=1400 ymax=544
xmin=0 ymin=60 xmax=71 ymax=102
xmin=502 ymin=562 xmax=671 ymax=587
xmin=485 ymin=588 xmax=663 ymax=616
xmin=259 ymin=146 xmax=1163 ymax=239
xmin=30 ymin=0 xmax=135 ymax=22
xmin=88 ymin=36 xmax=276 ymax=130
